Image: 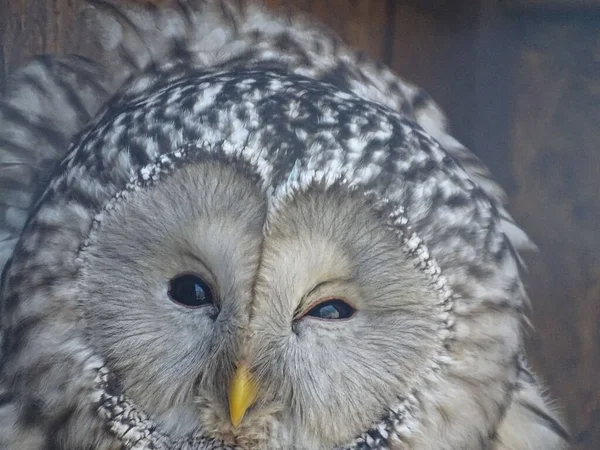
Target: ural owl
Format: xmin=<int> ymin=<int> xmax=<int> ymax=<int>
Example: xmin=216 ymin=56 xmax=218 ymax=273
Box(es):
xmin=0 ymin=1 xmax=568 ymax=449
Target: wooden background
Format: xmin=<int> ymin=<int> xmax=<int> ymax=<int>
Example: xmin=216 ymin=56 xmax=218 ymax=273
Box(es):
xmin=1 ymin=0 xmax=599 ymax=448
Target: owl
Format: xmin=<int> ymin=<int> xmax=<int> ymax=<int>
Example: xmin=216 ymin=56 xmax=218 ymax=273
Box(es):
xmin=0 ymin=1 xmax=569 ymax=449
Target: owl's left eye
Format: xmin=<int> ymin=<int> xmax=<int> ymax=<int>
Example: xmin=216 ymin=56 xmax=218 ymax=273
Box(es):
xmin=305 ymin=299 xmax=355 ymax=320
xmin=167 ymin=273 xmax=215 ymax=308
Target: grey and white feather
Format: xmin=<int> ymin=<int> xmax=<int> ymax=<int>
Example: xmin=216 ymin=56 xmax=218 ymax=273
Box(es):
xmin=0 ymin=1 xmax=567 ymax=450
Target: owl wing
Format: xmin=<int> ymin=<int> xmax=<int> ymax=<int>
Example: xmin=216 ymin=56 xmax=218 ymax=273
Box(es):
xmin=0 ymin=55 xmax=112 ymax=271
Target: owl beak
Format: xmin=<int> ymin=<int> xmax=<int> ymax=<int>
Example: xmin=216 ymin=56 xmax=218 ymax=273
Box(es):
xmin=228 ymin=363 xmax=258 ymax=428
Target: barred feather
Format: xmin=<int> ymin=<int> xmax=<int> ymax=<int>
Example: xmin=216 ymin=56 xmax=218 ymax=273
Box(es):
xmin=0 ymin=0 xmax=536 ymax=276
xmin=0 ymin=55 xmax=111 ymax=269
xmin=83 ymin=0 xmax=537 ymax=252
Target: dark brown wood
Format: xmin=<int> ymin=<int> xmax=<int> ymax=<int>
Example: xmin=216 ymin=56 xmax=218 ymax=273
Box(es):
xmin=389 ymin=0 xmax=481 ymax=149
xmin=1 ymin=1 xmax=599 ymax=449
xmin=509 ymin=16 xmax=600 ymax=449
xmin=0 ymin=0 xmax=81 ymax=90
xmin=507 ymin=0 xmax=600 ymax=8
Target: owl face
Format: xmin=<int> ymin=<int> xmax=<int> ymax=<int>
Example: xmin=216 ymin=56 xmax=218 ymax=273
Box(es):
xmin=79 ymin=158 xmax=442 ymax=449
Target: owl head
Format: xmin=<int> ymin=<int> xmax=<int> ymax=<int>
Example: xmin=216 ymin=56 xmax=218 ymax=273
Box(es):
xmin=0 ymin=2 xmax=567 ymax=450
xmin=0 ymin=67 xmax=526 ymax=450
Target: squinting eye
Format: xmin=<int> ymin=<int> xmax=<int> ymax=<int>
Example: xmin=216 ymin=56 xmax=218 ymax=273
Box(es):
xmin=168 ymin=274 xmax=214 ymax=308
xmin=305 ymin=299 xmax=355 ymax=320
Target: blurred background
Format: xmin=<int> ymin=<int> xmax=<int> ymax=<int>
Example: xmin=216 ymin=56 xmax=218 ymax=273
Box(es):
xmin=1 ymin=0 xmax=599 ymax=448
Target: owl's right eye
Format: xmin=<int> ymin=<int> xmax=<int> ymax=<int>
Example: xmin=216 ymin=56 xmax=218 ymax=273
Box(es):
xmin=167 ymin=274 xmax=215 ymax=308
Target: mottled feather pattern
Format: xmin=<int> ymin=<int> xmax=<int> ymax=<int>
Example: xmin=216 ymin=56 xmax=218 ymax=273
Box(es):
xmin=0 ymin=0 xmax=534 ymax=276
xmin=80 ymin=0 xmax=536 ymax=252
xmin=0 ymin=1 xmax=566 ymax=449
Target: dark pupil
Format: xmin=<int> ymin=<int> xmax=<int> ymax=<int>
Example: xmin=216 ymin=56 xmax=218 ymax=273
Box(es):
xmin=307 ymin=299 xmax=355 ymax=320
xmin=168 ymin=274 xmax=213 ymax=308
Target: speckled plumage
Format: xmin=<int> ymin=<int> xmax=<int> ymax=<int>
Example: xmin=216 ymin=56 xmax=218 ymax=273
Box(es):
xmin=0 ymin=1 xmax=567 ymax=450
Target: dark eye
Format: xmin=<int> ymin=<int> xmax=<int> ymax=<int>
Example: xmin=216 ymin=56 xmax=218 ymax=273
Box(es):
xmin=305 ymin=299 xmax=355 ymax=320
xmin=167 ymin=274 xmax=214 ymax=308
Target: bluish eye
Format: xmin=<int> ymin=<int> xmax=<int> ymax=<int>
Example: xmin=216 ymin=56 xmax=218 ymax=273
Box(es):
xmin=306 ymin=299 xmax=355 ymax=320
xmin=168 ymin=274 xmax=214 ymax=308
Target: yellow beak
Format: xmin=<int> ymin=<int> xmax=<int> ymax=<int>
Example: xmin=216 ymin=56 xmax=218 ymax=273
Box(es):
xmin=228 ymin=363 xmax=258 ymax=428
